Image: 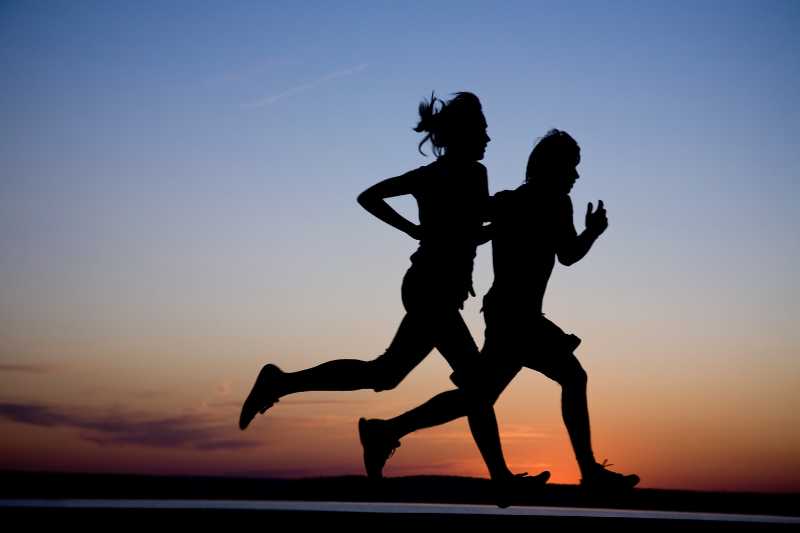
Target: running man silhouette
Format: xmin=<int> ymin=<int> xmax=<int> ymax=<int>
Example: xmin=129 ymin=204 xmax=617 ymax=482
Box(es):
xmin=240 ymin=92 xmax=499 ymax=439
xmin=358 ymin=130 xmax=640 ymax=491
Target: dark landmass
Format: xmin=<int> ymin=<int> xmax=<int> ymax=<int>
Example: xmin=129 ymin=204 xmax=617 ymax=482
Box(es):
xmin=2 ymin=470 xmax=798 ymax=516
xmin=3 ymin=471 xmax=798 ymax=532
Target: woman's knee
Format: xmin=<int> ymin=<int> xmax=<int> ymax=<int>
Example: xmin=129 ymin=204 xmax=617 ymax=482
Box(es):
xmin=367 ymin=358 xmax=409 ymax=392
xmin=559 ymin=360 xmax=587 ymax=388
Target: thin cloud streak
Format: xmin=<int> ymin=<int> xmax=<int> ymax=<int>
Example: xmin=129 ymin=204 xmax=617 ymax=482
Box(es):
xmin=0 ymin=402 xmax=261 ymax=452
xmin=244 ymin=63 xmax=368 ymax=108
xmin=0 ymin=363 xmax=54 ymax=374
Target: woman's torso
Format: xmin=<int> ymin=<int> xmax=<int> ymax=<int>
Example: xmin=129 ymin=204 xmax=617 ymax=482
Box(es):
xmin=406 ymin=158 xmax=490 ymax=305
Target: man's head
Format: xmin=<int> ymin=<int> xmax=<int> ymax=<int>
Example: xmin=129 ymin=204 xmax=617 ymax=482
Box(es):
xmin=525 ymin=129 xmax=580 ymax=194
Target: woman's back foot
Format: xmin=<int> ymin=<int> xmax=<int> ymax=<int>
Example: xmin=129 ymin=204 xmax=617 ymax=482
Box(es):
xmin=239 ymin=364 xmax=284 ymax=430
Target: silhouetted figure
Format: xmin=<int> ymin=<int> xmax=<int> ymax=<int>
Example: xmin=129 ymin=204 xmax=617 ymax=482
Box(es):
xmin=358 ymin=130 xmax=640 ymax=496
xmin=240 ymin=93 xmax=497 ymax=438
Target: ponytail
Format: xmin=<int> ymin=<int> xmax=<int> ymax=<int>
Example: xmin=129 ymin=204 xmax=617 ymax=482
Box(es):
xmin=413 ymin=92 xmax=443 ymax=156
xmin=413 ymin=91 xmax=482 ymax=157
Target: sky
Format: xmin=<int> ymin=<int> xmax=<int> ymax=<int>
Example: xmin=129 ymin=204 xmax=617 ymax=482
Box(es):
xmin=1 ymin=0 xmax=798 ymax=492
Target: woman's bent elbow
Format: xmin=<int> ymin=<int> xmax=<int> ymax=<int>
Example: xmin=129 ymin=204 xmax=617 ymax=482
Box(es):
xmin=557 ymin=254 xmax=577 ymax=266
xmin=357 ymin=190 xmax=374 ymax=209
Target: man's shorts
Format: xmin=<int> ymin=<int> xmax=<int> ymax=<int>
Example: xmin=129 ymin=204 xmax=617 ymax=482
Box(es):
xmin=451 ymin=295 xmax=583 ymax=398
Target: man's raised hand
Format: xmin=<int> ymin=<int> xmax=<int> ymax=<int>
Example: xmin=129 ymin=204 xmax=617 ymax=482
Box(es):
xmin=586 ymin=200 xmax=609 ymax=236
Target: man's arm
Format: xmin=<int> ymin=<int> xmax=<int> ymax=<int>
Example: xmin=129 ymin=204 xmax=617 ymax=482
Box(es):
xmin=474 ymin=166 xmax=493 ymax=245
xmin=476 ymin=192 xmax=495 ymax=245
xmin=476 ymin=222 xmax=493 ymax=245
xmin=557 ymin=200 xmax=608 ymax=266
xmin=476 ymin=189 xmax=511 ymax=245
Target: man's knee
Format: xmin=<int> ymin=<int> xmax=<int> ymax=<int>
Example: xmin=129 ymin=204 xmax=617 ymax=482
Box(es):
xmin=451 ymin=368 xmax=506 ymax=408
xmin=464 ymin=386 xmax=499 ymax=410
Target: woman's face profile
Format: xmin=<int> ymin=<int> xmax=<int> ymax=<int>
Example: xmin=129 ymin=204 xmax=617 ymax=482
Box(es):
xmin=451 ymin=111 xmax=490 ymax=161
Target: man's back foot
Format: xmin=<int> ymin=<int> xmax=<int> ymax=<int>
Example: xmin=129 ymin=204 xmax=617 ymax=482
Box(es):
xmin=580 ymin=460 xmax=639 ymax=491
xmin=358 ymin=418 xmax=400 ymax=479
xmin=239 ymin=364 xmax=284 ymax=430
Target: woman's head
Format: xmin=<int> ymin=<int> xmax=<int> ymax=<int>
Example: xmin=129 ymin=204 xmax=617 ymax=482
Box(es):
xmin=525 ymin=129 xmax=580 ymax=193
xmin=414 ymin=92 xmax=490 ymax=160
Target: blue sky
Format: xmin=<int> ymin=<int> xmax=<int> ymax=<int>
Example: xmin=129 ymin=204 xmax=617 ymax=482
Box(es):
xmin=3 ymin=0 xmax=797 ymax=345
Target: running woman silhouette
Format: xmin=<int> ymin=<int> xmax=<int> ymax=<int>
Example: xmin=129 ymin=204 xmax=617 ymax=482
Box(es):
xmin=240 ymin=93 xmax=495 ymax=437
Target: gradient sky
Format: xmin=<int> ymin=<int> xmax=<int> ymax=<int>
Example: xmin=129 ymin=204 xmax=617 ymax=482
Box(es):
xmin=1 ymin=1 xmax=798 ymax=492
